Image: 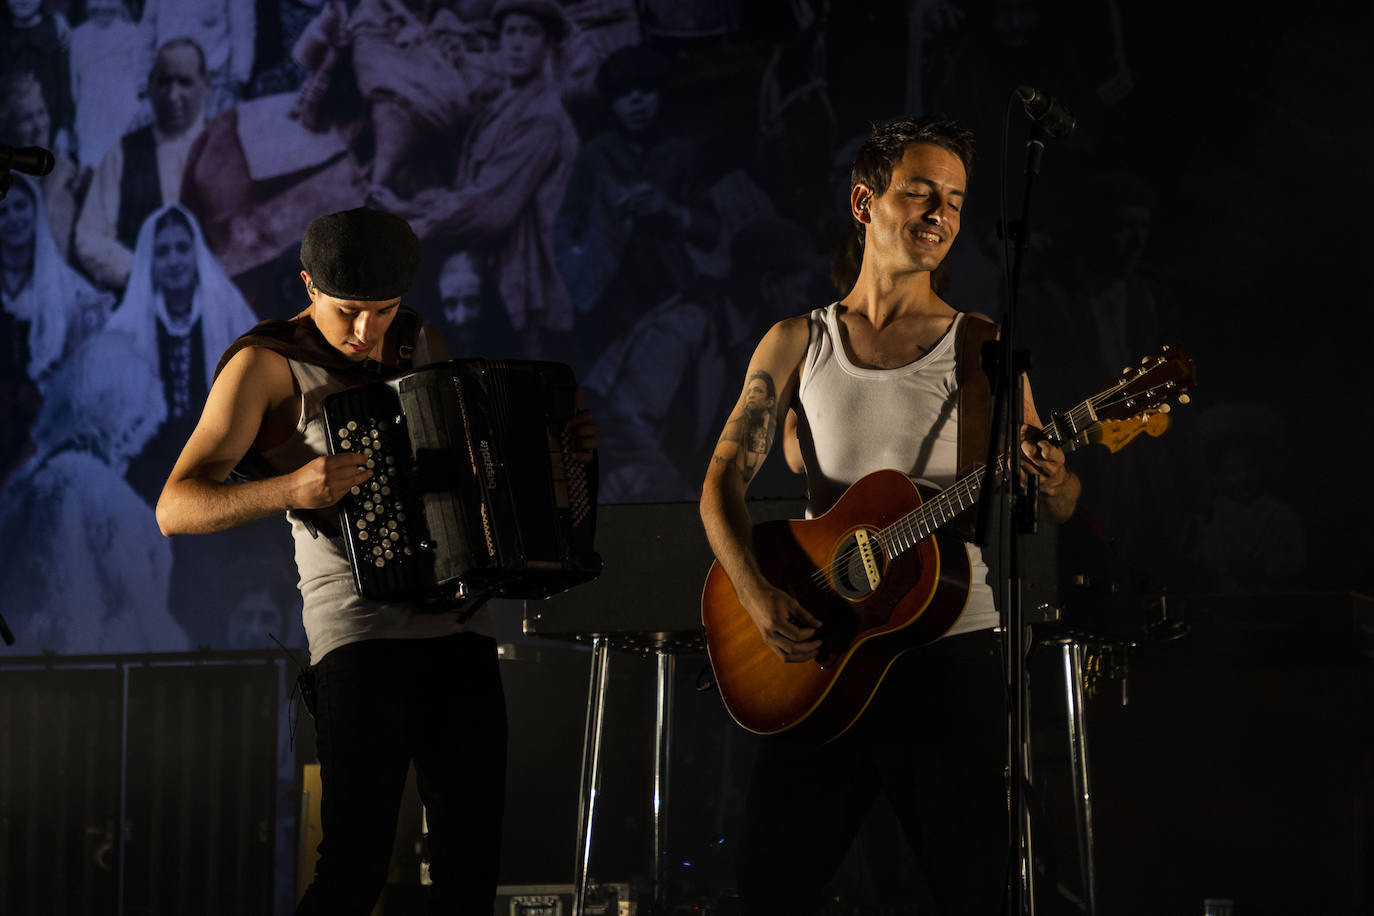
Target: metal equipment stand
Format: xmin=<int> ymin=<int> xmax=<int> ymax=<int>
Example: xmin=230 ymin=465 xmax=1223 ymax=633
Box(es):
xmin=650 ymin=647 xmax=676 ymax=912
xmin=571 ymin=636 xmax=683 ymax=916
xmin=1035 ymin=630 xmax=1099 ymax=915
xmin=572 ymin=636 xmax=612 ymax=916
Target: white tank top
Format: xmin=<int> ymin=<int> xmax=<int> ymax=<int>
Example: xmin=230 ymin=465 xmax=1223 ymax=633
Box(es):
xmin=256 ymin=339 xmax=490 ymax=664
xmin=794 ymin=304 xmax=997 ymax=636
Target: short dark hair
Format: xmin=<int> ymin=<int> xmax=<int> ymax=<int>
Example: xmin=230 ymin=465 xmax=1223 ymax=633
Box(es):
xmin=849 ymin=115 xmax=975 ymax=199
xmin=151 ymin=37 xmax=208 ymax=82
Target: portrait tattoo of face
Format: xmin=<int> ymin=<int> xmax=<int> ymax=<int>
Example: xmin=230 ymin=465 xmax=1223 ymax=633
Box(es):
xmin=717 ymin=371 xmax=777 ymax=483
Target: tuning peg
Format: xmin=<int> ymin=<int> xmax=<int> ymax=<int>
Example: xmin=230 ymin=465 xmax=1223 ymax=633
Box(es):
xmin=1162 ymin=344 xmax=1171 ymax=351
xmin=1158 ymin=403 xmax=1172 ymax=414
xmin=1141 ymin=356 xmax=1151 ymax=365
xmin=1178 ymin=394 xmax=1190 ymax=405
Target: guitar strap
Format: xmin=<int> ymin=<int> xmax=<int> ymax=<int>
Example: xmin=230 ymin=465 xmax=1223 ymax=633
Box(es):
xmin=954 ymin=313 xmax=998 ymax=541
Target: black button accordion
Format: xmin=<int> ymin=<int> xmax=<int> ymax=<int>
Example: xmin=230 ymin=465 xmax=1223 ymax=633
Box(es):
xmin=320 ymin=358 xmax=601 ymax=606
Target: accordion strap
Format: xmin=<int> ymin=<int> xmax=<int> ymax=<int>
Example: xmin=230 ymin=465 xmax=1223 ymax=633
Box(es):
xmin=393 ymin=308 xmax=418 ymax=371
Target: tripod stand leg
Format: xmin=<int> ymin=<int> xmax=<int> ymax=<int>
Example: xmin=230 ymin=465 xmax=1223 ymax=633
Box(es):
xmin=1062 ymin=641 xmax=1098 ymax=916
xmin=573 ymin=637 xmax=612 ymax=916
xmin=1020 ymin=624 xmax=1038 ymax=916
xmin=651 ymin=648 xmax=678 ymax=911
xmin=651 ymin=648 xmax=676 ymax=911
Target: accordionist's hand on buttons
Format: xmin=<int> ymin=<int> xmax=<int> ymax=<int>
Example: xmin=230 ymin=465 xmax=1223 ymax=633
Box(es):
xmin=290 ymin=453 xmax=373 ymax=508
xmin=565 ymin=409 xmax=599 ymax=462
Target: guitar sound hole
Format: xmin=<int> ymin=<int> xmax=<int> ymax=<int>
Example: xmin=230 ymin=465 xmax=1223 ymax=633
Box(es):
xmin=830 ymin=532 xmax=881 ymax=600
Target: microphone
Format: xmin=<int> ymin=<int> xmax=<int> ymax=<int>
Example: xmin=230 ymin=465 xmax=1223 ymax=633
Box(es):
xmin=1014 ymin=86 xmax=1076 ymax=139
xmin=0 ymin=145 xmax=56 ymax=177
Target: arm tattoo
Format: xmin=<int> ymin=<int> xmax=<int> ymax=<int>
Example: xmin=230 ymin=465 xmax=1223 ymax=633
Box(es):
xmin=715 ymin=371 xmax=778 ymax=484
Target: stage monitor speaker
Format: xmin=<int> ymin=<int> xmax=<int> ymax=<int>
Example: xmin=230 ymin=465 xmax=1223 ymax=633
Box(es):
xmin=522 ymin=498 xmax=805 ymax=645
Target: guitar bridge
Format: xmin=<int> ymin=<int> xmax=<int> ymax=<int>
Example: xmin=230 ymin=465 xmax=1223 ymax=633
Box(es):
xmin=853 ymin=529 xmax=882 ymax=591
xmin=830 ymin=528 xmax=884 ymax=600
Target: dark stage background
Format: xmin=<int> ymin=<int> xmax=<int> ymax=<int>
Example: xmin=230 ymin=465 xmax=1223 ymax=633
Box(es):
xmin=1 ymin=0 xmax=1371 ymax=913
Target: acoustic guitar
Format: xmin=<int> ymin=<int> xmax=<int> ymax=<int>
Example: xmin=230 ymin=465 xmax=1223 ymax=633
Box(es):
xmin=701 ymin=346 xmax=1196 ymax=743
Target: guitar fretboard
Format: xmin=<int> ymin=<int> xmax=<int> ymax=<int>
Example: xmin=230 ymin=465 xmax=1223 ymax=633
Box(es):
xmin=876 ymin=454 xmax=1007 ymax=559
xmin=872 ymin=392 xmax=1103 ymax=561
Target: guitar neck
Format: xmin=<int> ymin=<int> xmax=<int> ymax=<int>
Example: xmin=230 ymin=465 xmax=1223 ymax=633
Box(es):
xmin=875 ymin=348 xmax=1193 ymax=561
xmin=877 ymin=405 xmax=1095 ymax=559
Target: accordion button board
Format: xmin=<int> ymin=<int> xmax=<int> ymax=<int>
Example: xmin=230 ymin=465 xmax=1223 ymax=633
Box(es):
xmin=339 ymin=417 xmax=418 ymax=570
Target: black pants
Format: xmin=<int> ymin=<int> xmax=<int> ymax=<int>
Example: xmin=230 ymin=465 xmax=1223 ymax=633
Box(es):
xmin=296 ymin=632 xmax=507 ymax=916
xmin=737 ymin=629 xmax=1007 ymax=915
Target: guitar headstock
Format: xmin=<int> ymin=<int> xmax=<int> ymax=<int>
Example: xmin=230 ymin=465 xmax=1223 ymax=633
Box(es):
xmin=1088 ymin=408 xmax=1172 ymax=454
xmin=1049 ymin=344 xmax=1196 ymax=451
xmin=1100 ymin=345 xmax=1196 ymax=422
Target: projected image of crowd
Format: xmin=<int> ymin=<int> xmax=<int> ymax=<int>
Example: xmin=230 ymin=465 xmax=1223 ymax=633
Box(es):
xmin=0 ymin=0 xmax=1247 ymax=655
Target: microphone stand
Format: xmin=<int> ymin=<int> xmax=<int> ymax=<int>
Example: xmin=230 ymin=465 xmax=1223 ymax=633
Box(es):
xmin=974 ymin=114 xmax=1058 ymax=916
xmin=1 ymin=170 xmax=19 ymax=639
xmin=0 ymin=175 xmax=10 ymax=634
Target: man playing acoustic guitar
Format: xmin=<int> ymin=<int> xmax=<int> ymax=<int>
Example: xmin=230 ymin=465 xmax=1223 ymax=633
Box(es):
xmin=699 ymin=116 xmax=1080 ymax=914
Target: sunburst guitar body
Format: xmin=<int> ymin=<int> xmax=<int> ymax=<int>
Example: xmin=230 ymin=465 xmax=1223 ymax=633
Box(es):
xmin=702 ymin=470 xmax=971 ymax=743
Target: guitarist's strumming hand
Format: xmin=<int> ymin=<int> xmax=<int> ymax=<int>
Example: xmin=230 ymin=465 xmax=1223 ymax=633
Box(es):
xmin=740 ymin=582 xmax=824 ymax=663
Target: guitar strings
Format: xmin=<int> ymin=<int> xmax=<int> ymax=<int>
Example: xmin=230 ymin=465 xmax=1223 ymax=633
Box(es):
xmin=799 ymin=380 xmax=1179 ymax=593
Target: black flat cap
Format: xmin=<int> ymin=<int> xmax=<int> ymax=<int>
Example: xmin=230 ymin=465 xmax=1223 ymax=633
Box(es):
xmin=300 ymin=207 xmax=420 ymax=301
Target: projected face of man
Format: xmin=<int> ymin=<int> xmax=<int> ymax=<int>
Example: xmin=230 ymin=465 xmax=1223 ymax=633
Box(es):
xmin=226 ymin=590 xmax=282 ymax=650
xmin=149 ymin=44 xmax=208 ymax=136
xmin=439 ymin=253 xmax=482 ymax=328
xmin=3 ymin=80 xmax=51 ymax=147
xmin=500 ymin=12 xmax=550 ymax=83
xmin=611 ymin=88 xmax=659 ymax=134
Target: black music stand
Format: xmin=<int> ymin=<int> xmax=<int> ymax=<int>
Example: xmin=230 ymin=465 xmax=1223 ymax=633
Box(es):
xmin=524 ymin=497 xmax=805 ymax=915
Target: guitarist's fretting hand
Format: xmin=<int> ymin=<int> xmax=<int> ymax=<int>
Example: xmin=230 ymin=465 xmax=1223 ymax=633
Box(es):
xmin=1018 ymin=425 xmax=1080 ymax=523
xmin=740 ymin=582 xmax=823 ymax=662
